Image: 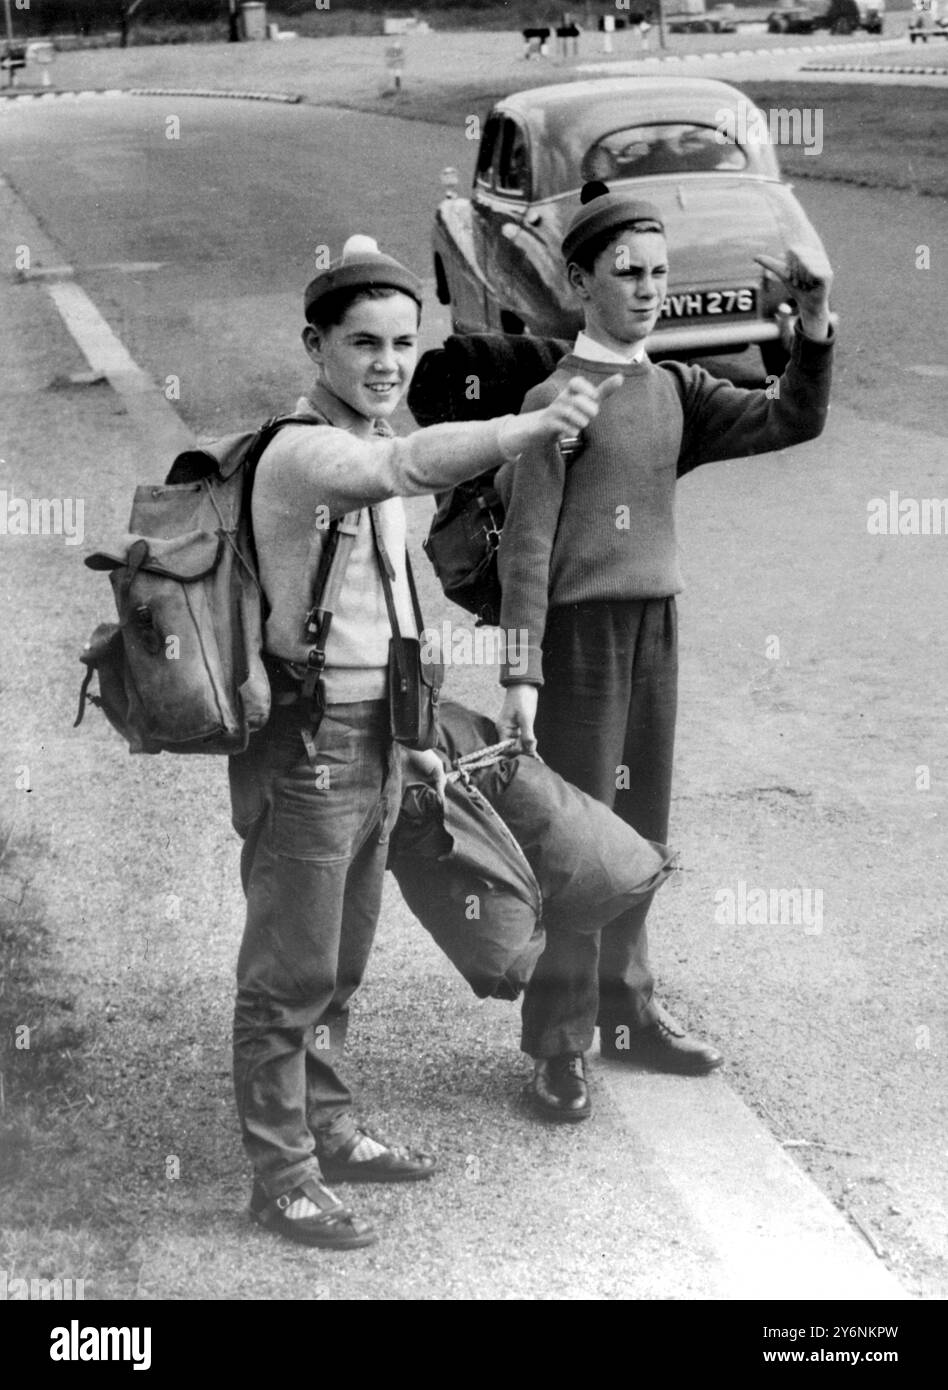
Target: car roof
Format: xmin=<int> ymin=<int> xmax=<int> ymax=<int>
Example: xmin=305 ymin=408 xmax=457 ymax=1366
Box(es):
xmin=494 ymin=76 xmax=758 ymax=139
xmin=491 ymin=77 xmax=776 ymax=191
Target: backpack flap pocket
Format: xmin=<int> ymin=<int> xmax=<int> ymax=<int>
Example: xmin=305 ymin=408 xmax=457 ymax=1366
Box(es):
xmin=108 ymin=531 xmax=241 ymax=749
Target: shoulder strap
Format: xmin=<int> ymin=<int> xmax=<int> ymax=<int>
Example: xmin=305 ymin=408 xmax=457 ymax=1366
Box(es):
xmin=295 ymin=511 xmax=361 ymax=721
xmin=367 ymin=506 xmax=425 ymax=638
xmin=368 ymin=505 xmax=426 ymax=696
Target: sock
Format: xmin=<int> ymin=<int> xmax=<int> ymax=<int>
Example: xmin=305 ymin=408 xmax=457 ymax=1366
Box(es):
xmin=345 ymin=1133 xmax=388 ymax=1162
xmin=285 ymin=1196 xmax=321 ymax=1219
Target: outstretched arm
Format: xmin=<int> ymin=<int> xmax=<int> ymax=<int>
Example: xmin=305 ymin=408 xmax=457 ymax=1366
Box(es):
xmin=264 ymin=376 xmax=622 ymax=519
xmin=673 ymin=244 xmax=835 ymax=475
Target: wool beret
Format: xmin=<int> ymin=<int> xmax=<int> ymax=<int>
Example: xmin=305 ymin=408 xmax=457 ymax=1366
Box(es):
xmin=304 ymin=235 xmax=423 ymax=322
xmin=562 ymin=183 xmax=665 ymax=266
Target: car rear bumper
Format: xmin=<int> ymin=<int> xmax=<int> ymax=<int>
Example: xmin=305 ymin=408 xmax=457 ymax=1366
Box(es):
xmin=646 ymin=319 xmax=781 ymax=353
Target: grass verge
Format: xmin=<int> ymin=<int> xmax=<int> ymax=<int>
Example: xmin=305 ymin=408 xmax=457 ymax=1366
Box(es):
xmin=0 ymin=821 xmax=143 ymax=1300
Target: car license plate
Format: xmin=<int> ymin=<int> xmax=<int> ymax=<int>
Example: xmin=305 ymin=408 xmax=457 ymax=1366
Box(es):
xmin=660 ymin=287 xmax=756 ymax=320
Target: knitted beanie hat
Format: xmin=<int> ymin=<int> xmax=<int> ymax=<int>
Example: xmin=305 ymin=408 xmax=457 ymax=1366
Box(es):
xmin=562 ymin=182 xmax=665 ymax=266
xmin=304 ymin=235 xmax=423 ymax=323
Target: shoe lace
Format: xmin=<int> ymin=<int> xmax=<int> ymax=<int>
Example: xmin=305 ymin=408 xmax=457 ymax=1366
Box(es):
xmin=551 ymin=1053 xmax=585 ymax=1081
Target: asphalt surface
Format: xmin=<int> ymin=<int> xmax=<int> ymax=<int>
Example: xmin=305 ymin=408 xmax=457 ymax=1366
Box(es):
xmin=0 ymin=62 xmax=945 ymax=1308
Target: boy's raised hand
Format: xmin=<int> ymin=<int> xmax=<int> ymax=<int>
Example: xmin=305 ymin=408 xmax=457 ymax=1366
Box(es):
xmin=754 ymin=244 xmax=833 ymax=341
xmin=539 ymin=372 xmax=625 ymax=440
xmin=500 ymin=372 xmax=624 ymax=458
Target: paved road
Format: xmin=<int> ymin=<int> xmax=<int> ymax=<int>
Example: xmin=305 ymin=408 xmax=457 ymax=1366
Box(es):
xmin=1 ymin=93 xmax=945 ymax=1301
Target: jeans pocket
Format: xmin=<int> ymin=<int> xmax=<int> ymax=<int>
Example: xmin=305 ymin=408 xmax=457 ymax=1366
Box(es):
xmin=270 ymin=718 xmax=363 ymax=863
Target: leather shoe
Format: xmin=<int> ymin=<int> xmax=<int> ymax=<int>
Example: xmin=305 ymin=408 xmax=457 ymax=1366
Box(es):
xmin=318 ymin=1130 xmax=437 ymax=1184
xmin=250 ymin=1175 xmax=377 ymax=1249
xmin=600 ymin=1003 xmax=724 ymax=1076
xmin=525 ymin=1052 xmax=591 ymax=1122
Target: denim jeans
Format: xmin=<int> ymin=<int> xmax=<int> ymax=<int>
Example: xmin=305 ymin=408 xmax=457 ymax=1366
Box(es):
xmin=229 ymin=698 xmax=400 ymax=1199
xmin=521 ymin=599 xmax=678 ymax=1058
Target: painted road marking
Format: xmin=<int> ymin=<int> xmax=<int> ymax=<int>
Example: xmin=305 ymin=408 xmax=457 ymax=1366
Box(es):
xmin=44 ymin=278 xmax=193 ymax=457
xmin=21 ymin=261 xmax=167 ymax=279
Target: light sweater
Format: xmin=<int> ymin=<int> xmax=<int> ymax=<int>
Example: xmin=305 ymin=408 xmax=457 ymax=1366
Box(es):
xmin=497 ymin=323 xmax=834 ymax=684
xmin=253 ymin=381 xmax=516 ymax=702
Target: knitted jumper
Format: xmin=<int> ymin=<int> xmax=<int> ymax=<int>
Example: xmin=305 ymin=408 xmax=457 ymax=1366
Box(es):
xmin=497 ymin=323 xmax=834 ymax=684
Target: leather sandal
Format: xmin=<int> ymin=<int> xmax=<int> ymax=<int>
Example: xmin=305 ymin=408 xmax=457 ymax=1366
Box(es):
xmin=318 ymin=1130 xmax=437 ymax=1184
xmin=250 ymin=1174 xmax=377 ymax=1249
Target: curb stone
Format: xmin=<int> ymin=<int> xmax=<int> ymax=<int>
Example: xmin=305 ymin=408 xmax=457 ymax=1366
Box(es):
xmin=0 ymin=85 xmax=304 ymax=103
xmin=577 ymin=35 xmax=908 ymax=72
xmin=801 ymin=62 xmax=948 ymax=74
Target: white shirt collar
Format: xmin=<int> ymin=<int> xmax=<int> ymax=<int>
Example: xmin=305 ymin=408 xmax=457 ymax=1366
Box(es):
xmin=574 ymin=330 xmax=645 ymax=366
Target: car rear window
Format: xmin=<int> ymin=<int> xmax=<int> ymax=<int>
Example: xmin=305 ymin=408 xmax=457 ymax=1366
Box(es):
xmin=579 ymin=123 xmax=747 ymax=185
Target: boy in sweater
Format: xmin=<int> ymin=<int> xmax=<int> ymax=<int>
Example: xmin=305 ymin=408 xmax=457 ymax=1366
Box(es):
xmin=496 ymin=183 xmax=834 ymax=1121
xmin=230 ymin=235 xmax=619 ymax=1247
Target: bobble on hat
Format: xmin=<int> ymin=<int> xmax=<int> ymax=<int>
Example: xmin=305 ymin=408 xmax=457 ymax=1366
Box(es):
xmin=342 ymin=234 xmax=381 ymax=259
xmin=562 ymin=182 xmax=665 ymax=266
xmin=304 ymin=233 xmax=423 ymax=323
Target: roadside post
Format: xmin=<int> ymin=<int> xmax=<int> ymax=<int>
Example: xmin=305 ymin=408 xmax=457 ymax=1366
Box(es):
xmin=1 ymin=0 xmax=24 ymax=90
xmin=656 ymin=0 xmax=669 ymax=49
xmin=557 ymin=15 xmax=581 ymax=57
xmin=239 ymin=2 xmax=267 ymax=41
xmin=385 ymin=41 xmax=406 ymax=92
xmin=29 ymin=40 xmax=55 ymax=88
xmin=600 ymin=13 xmax=616 ymax=51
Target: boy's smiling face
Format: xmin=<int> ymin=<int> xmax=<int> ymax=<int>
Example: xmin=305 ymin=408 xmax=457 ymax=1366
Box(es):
xmin=302 ymin=291 xmax=420 ymax=423
xmin=568 ymin=229 xmax=668 ymax=354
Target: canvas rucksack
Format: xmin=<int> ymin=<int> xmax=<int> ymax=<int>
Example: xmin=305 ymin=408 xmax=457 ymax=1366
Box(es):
xmin=407 ymin=332 xmax=570 ymax=628
xmin=75 ymin=415 xmax=313 ymax=755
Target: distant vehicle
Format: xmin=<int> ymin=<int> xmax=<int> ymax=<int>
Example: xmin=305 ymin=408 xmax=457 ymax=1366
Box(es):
xmin=669 ymin=16 xmax=739 ymax=32
xmin=767 ymin=0 xmax=884 ymax=33
xmin=822 ymin=0 xmax=884 ymax=33
xmin=767 ymin=5 xmax=819 ymax=32
xmin=433 ymin=77 xmax=832 ymax=376
xmin=909 ymin=10 xmax=948 ymax=40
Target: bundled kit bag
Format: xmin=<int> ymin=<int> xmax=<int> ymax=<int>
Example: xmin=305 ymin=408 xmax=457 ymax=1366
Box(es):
xmin=75 ymin=416 xmax=310 ymax=755
xmin=389 ymin=702 xmax=678 ymax=999
xmin=391 ymin=774 xmax=544 ymax=1002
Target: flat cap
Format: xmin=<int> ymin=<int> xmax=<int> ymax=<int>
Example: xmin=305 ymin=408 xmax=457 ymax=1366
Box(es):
xmin=304 ymin=235 xmax=423 ymax=322
xmin=562 ymin=182 xmax=665 ymax=266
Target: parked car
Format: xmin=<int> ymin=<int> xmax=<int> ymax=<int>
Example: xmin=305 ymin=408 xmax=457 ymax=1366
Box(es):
xmin=767 ymin=6 xmax=819 ymax=33
xmin=821 ymin=0 xmax=884 ymax=33
xmin=768 ymin=0 xmax=883 ymax=32
xmin=433 ymin=77 xmax=830 ymax=375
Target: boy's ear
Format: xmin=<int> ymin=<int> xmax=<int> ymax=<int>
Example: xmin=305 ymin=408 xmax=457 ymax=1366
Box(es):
xmin=567 ymin=261 xmax=590 ymax=300
xmin=301 ymin=324 xmax=324 ymax=366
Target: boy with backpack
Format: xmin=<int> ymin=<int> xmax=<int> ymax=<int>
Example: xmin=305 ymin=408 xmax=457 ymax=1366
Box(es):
xmin=229 ymin=235 xmax=619 ymax=1248
xmin=495 ymin=183 xmax=835 ymax=1121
